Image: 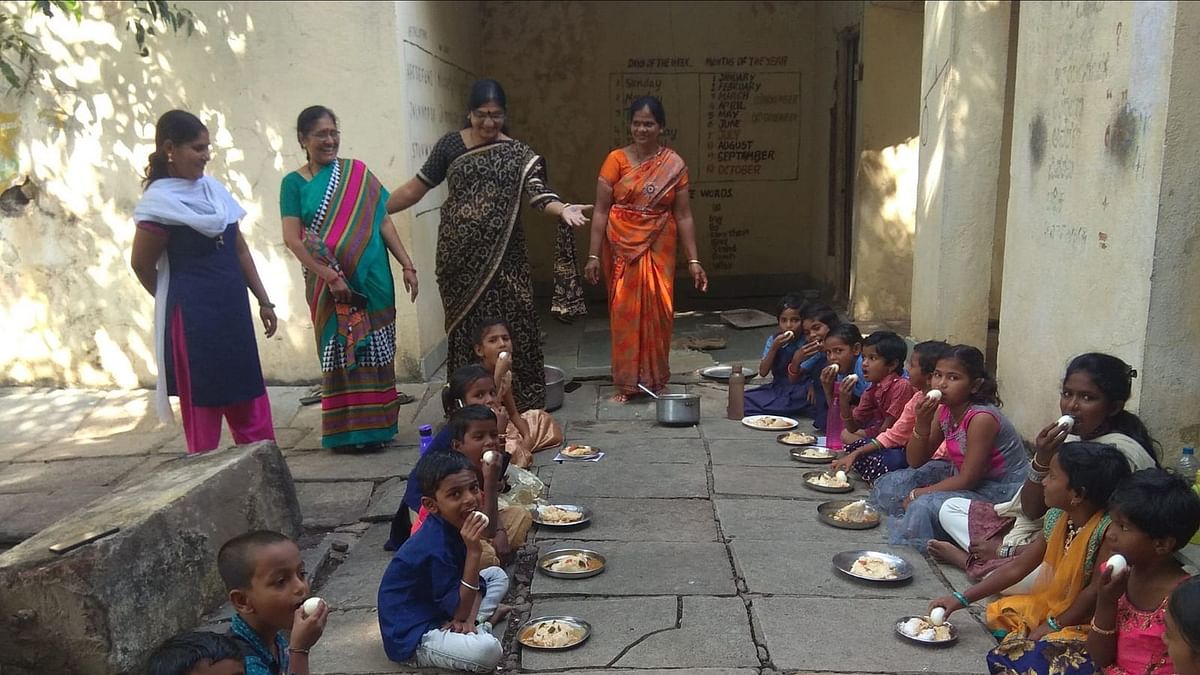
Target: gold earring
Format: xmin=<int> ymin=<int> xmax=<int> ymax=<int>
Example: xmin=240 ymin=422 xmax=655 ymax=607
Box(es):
xmin=168 ymin=155 xmax=174 ymax=163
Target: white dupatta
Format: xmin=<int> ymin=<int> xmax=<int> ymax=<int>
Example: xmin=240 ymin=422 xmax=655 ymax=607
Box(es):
xmin=133 ymin=176 xmax=246 ymax=423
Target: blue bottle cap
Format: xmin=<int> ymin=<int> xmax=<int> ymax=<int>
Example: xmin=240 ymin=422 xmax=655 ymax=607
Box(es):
xmin=419 ymin=424 xmax=433 ymax=434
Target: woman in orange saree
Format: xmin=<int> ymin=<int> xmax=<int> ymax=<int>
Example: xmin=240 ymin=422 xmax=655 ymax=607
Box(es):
xmin=585 ymin=97 xmax=708 ymax=402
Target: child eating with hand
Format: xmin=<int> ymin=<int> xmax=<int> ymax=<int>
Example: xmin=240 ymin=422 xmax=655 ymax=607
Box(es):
xmin=835 ymin=329 xmax=916 ymax=478
xmin=817 ymin=323 xmax=869 ymax=449
xmin=378 ymin=451 xmax=506 ymax=673
xmin=744 ymin=293 xmax=813 ymax=418
xmin=1088 ymin=469 xmax=1200 ymax=674
xmin=787 ymin=304 xmax=841 ymax=430
xmin=474 ymin=317 xmax=562 ymax=464
xmin=217 ymin=530 xmax=328 ymax=675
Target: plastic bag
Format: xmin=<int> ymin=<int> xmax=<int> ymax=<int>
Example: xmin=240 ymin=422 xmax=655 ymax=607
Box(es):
xmin=500 ymin=464 xmax=545 ymax=508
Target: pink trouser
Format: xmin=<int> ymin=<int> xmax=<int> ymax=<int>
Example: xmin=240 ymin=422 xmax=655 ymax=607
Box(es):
xmin=171 ymin=307 xmax=275 ymax=454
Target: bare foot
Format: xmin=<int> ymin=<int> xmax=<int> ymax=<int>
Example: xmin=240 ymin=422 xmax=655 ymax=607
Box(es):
xmin=487 ymin=603 xmax=511 ymax=625
xmin=610 ymin=392 xmax=631 ymax=403
xmin=927 ymin=539 xmax=970 ymax=570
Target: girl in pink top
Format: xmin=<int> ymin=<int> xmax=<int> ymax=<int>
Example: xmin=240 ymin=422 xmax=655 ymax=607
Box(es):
xmin=1089 ymin=469 xmax=1200 ymax=674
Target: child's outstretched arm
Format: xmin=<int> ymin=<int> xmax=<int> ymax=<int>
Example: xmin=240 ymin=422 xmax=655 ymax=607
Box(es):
xmin=929 ymin=536 xmax=1047 ymax=618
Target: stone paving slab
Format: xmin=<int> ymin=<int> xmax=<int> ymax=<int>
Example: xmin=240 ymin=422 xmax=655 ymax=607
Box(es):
xmin=565 ymin=420 xmax=701 ymax=439
xmin=0 ymin=487 xmax=109 ymax=544
xmin=548 ymin=460 xmax=708 ymax=499
xmin=710 ymin=439 xmax=812 ymax=468
xmin=533 ymin=498 xmax=718 ymax=542
xmin=520 ymin=596 xmax=676 ymax=671
xmin=613 ymin=596 xmax=758 ymax=668
xmin=296 ymin=481 xmax=374 ymax=529
xmin=287 ymin=447 xmax=420 ymax=482
xmin=29 ymin=431 xmax=176 ymax=461
xmin=561 ymin=670 xmax=755 ymax=675
xmin=320 ymin=523 xmax=395 ymax=611
xmin=712 ymin=465 xmax=869 ymax=499
xmin=732 ymin=539 xmax=945 ymax=599
xmin=364 ymin=477 xmax=406 ymax=522
xmin=715 ymin=497 xmax=877 ymax=541
xmin=753 ymin=596 xmax=992 ymax=674
xmin=0 ymin=442 xmax=44 ymax=462
xmin=549 ymin=384 xmax=600 ymax=423
xmin=0 ymin=389 xmax=104 ymax=442
xmin=530 ymin=541 xmax=736 ymax=596
xmin=0 ymin=456 xmax=143 ymax=494
xmin=308 ymin=607 xmax=419 ymax=675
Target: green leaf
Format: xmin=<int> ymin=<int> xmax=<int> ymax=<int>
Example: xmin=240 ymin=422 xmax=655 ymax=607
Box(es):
xmin=0 ymin=59 xmax=21 ymax=90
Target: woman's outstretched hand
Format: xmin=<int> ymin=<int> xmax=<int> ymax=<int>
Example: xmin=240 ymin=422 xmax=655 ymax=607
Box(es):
xmin=561 ymin=203 xmax=592 ymax=228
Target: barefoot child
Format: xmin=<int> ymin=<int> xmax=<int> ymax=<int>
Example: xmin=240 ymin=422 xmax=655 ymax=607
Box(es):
xmin=870 ymin=345 xmax=1027 ymax=551
xmin=378 ymin=452 xmax=506 ymax=673
xmin=217 ymin=531 xmax=328 ymax=675
xmin=744 ymin=294 xmax=814 ymax=417
xmin=1166 ymin=577 xmax=1200 ymax=675
xmin=474 ymin=317 xmax=562 ymax=464
xmin=1088 ymin=469 xmax=1200 ymax=674
xmin=144 ymin=631 xmax=245 ymax=675
xmin=832 ymin=337 xmax=938 ymax=482
xmin=929 ymin=442 xmax=1131 ymax=672
xmin=816 ymin=323 xmax=869 ymax=449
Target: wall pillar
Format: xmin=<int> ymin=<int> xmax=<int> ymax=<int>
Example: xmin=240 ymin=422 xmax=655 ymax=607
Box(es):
xmin=909 ymin=0 xmax=1012 ymax=345
xmin=995 ymin=1 xmax=1199 ymax=460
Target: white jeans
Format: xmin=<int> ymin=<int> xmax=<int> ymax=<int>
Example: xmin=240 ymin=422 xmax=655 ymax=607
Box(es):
xmin=939 ymin=497 xmax=1040 ymax=596
xmin=409 ymin=566 xmax=509 ymax=672
xmin=411 ymin=625 xmax=503 ymax=672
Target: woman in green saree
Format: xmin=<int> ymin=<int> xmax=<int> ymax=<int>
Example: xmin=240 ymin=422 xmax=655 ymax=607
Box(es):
xmin=281 ymin=106 xmax=419 ymax=450
xmin=386 ymin=79 xmax=589 ymax=412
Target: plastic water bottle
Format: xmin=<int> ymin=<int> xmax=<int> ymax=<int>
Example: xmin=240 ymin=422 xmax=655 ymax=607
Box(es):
xmin=1176 ymin=446 xmax=1197 ymax=484
xmin=418 ymin=424 xmax=434 ymax=456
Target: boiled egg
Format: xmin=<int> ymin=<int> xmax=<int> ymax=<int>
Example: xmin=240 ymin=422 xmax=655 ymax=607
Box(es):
xmin=930 ymin=606 xmax=946 ymax=625
xmin=781 ymin=330 xmax=794 ymax=341
xmin=1056 ymin=414 xmax=1075 ymax=430
xmin=473 ymin=511 xmax=490 ymax=527
xmin=926 ymin=389 xmax=943 ymax=401
xmin=498 ymin=351 xmax=510 ymax=360
xmin=835 ymin=470 xmax=847 ymax=483
xmin=301 ymin=597 xmax=324 ymax=618
xmin=1104 ymin=553 xmax=1128 ymax=576
xmin=483 ymin=450 xmax=500 ymax=465
xmin=829 ymin=363 xmax=839 ymax=374
xmin=844 ymin=374 xmax=859 ymax=385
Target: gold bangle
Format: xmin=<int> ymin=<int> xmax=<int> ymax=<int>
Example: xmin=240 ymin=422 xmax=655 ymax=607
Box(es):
xmin=687 ymin=259 xmax=701 ymax=265
xmin=588 ymin=254 xmax=600 ymax=261
xmin=1089 ymin=620 xmax=1117 ymax=636
xmin=1031 ymin=457 xmax=1051 ymax=472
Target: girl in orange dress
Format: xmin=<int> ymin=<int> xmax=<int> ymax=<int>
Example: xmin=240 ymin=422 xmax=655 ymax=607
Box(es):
xmin=584 ymin=97 xmax=708 ymax=402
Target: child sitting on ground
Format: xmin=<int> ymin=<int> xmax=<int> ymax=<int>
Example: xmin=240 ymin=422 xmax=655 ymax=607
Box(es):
xmin=1088 ymin=469 xmax=1200 ymax=674
xmin=870 ymin=344 xmax=1027 ymax=551
xmin=1165 ymin=576 xmax=1200 ymax=675
xmin=144 ymin=631 xmax=245 ymax=675
xmin=831 ymin=335 xmax=929 ymax=482
xmin=817 ymin=323 xmax=869 ymax=449
xmin=217 ymin=530 xmax=327 ymax=675
xmin=474 ymin=316 xmax=563 ymax=465
xmin=787 ymin=304 xmax=841 ymax=430
xmin=929 ymin=442 xmax=1131 ymax=672
xmin=411 ymin=405 xmax=532 ymax=569
xmin=744 ymin=293 xmax=815 ymax=418
xmin=378 ymin=451 xmax=507 ymax=673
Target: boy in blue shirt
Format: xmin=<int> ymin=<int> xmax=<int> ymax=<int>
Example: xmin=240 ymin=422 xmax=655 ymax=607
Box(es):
xmin=217 ymin=530 xmax=328 ymax=675
xmin=378 ymin=451 xmax=506 ymax=672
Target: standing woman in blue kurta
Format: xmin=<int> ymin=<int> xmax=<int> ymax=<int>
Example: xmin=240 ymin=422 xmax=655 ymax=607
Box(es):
xmin=130 ymin=110 xmax=278 ymax=454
